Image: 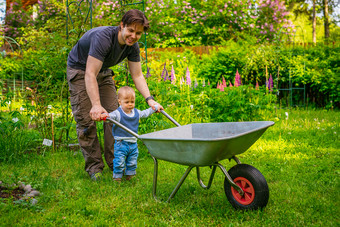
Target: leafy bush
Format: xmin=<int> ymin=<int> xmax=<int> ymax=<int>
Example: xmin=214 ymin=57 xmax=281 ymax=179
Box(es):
xmin=0 ymin=110 xmax=40 ymax=163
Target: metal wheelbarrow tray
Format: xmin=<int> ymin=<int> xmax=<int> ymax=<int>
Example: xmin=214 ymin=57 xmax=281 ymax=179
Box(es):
xmin=107 ymin=111 xmax=274 ymax=210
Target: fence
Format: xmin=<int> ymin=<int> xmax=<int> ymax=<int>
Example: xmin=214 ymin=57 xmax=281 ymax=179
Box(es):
xmin=0 ymin=78 xmax=34 ymax=100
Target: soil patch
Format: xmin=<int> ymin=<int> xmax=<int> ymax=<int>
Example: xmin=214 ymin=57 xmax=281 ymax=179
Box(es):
xmin=0 ymin=185 xmax=25 ymax=200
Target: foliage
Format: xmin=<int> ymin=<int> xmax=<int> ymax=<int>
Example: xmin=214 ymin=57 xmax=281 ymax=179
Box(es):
xmin=277 ymin=44 xmax=340 ymax=108
xmin=0 ymin=108 xmax=40 ymax=163
xmin=141 ymin=42 xmax=339 ymax=108
xmin=140 ymin=0 xmax=295 ymax=47
xmin=2 ymin=0 xmax=31 ymax=38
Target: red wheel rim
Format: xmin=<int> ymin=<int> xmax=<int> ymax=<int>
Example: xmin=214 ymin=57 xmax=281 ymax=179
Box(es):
xmin=231 ymin=177 xmax=255 ymax=205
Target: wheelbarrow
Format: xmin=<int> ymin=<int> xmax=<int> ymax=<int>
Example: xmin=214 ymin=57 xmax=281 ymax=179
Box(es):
xmin=104 ymin=111 xmax=274 ymax=210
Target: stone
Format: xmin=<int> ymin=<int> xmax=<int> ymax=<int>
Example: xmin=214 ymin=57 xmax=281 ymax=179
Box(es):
xmin=30 ymin=190 xmax=40 ymax=196
xmin=18 ymin=183 xmax=25 ymax=190
xmin=24 ymin=184 xmax=32 ymax=192
xmin=26 ymin=193 xmax=35 ymax=197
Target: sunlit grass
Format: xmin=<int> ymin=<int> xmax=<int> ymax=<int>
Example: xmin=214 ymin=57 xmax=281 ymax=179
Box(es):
xmin=0 ymin=109 xmax=339 ymax=226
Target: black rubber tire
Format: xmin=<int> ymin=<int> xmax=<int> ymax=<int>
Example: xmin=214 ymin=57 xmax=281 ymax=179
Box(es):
xmin=224 ymin=164 xmax=269 ymax=210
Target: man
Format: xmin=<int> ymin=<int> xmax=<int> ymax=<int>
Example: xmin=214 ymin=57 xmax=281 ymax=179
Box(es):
xmin=67 ymin=9 xmax=162 ymax=181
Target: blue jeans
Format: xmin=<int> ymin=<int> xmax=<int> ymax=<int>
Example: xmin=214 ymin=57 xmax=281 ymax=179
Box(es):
xmin=113 ymin=140 xmax=138 ymax=178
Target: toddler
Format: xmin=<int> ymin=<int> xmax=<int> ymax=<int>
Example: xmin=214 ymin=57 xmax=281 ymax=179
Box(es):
xmin=108 ymin=86 xmax=156 ymax=182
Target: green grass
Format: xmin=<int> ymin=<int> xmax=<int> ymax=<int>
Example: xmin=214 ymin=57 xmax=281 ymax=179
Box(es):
xmin=0 ymin=109 xmax=339 ymax=226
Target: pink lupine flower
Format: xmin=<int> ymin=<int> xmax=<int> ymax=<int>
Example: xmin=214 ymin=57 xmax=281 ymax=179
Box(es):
xmin=222 ymin=76 xmax=227 ymax=88
xmin=234 ymin=69 xmax=241 ymax=87
xmin=255 ymin=81 xmax=259 ymax=90
xmin=171 ymin=65 xmax=176 ymax=84
xmin=186 ymin=67 xmax=191 ymax=86
xmin=229 ymin=81 xmax=233 ymax=87
xmin=220 ymin=83 xmax=224 ymax=92
xmin=217 ymin=82 xmax=221 ymax=90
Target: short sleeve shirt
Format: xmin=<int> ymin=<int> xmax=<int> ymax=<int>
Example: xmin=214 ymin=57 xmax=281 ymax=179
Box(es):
xmin=67 ymin=26 xmax=140 ymax=71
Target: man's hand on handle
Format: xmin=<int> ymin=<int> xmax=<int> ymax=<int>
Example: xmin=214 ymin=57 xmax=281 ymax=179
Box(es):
xmin=147 ymin=99 xmax=163 ymax=113
xmin=90 ymin=105 xmax=108 ymax=121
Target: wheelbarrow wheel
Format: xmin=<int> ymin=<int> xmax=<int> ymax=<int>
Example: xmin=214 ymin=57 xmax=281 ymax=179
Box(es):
xmin=224 ymin=164 xmax=269 ymax=210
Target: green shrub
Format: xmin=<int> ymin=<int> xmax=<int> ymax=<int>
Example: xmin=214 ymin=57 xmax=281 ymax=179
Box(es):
xmin=0 ymin=111 xmax=40 ymax=163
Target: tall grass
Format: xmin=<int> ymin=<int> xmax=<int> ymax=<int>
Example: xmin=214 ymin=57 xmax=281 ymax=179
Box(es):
xmin=0 ymin=109 xmax=339 ymax=226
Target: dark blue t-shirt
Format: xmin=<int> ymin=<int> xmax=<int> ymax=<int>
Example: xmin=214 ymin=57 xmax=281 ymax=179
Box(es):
xmin=67 ymin=26 xmax=140 ymax=71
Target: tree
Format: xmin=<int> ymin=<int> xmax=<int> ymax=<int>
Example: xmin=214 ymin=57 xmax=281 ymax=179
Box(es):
xmin=323 ymin=0 xmax=330 ymax=39
xmin=313 ymin=0 xmax=316 ymax=44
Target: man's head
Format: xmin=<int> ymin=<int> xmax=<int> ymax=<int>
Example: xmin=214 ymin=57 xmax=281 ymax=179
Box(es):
xmin=120 ymin=9 xmax=149 ymax=32
xmin=118 ymin=9 xmax=149 ymax=46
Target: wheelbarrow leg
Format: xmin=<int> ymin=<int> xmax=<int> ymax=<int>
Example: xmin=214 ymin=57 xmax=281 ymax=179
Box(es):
xmin=151 ymin=156 xmax=160 ymax=201
xmin=167 ymin=166 xmax=194 ymax=202
xmin=216 ymin=163 xmax=244 ymax=196
xmin=196 ymin=166 xmax=217 ymax=189
xmin=151 ymin=156 xmax=194 ymax=202
xmin=231 ymin=156 xmax=241 ymax=164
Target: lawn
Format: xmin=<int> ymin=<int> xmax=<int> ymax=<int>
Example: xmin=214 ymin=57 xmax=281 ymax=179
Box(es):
xmin=0 ymin=109 xmax=339 ymax=226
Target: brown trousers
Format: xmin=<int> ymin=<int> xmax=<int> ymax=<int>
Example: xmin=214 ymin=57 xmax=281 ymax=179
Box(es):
xmin=67 ymin=66 xmax=118 ymax=176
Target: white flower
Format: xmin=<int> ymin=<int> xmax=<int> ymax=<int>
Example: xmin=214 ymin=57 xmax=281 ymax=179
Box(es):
xmin=20 ymin=107 xmax=25 ymax=111
xmin=12 ymin=118 xmax=19 ymax=123
xmin=285 ymin=112 xmax=289 ymax=120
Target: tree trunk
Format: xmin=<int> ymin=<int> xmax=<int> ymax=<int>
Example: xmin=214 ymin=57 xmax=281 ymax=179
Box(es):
xmin=312 ymin=0 xmax=316 ymax=44
xmin=323 ymin=0 xmax=330 ymax=39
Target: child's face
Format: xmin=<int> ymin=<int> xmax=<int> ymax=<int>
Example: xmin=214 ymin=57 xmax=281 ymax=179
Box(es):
xmin=118 ymin=94 xmax=135 ymax=114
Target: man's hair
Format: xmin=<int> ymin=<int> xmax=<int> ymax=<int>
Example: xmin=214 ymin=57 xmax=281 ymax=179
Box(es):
xmin=118 ymin=86 xmax=135 ymax=99
xmin=120 ymin=9 xmax=149 ymax=32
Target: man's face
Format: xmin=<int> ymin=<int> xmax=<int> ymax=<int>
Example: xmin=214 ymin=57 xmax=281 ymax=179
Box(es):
xmin=120 ymin=22 xmax=144 ymax=46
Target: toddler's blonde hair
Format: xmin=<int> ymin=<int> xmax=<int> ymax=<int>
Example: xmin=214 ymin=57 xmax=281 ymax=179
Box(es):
xmin=118 ymin=86 xmax=135 ymax=99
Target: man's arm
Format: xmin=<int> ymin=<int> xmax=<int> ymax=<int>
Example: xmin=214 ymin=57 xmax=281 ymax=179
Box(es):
xmin=85 ymin=55 xmax=107 ymax=121
xmin=128 ymin=61 xmax=163 ymax=111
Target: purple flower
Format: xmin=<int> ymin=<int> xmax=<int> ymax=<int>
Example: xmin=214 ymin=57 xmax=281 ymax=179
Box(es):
xmin=146 ymin=67 xmax=151 ymax=78
xmin=267 ymin=74 xmax=273 ymax=91
xmin=161 ymin=63 xmax=166 ymax=80
xmin=165 ymin=68 xmax=169 ymax=81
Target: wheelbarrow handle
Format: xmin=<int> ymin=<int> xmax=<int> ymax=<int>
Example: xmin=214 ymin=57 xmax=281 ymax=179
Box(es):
xmin=101 ymin=109 xmax=180 ymax=139
xmin=102 ymin=115 xmax=139 ymax=139
xmin=160 ymin=110 xmax=181 ymax=127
